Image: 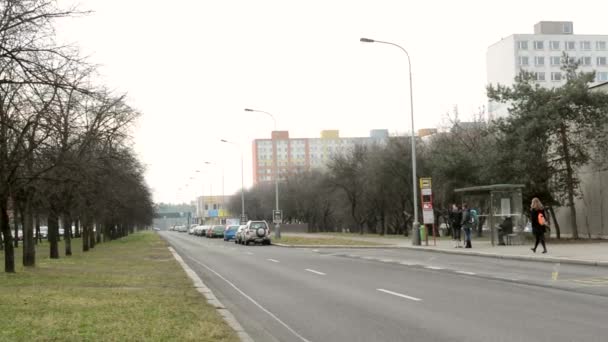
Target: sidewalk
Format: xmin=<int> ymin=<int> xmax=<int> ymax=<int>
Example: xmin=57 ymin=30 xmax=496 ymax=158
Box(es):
xmin=281 ymin=233 xmax=608 ymax=267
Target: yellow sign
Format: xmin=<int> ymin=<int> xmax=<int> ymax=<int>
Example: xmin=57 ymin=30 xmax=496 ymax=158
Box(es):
xmin=419 ymin=177 xmax=432 ymax=189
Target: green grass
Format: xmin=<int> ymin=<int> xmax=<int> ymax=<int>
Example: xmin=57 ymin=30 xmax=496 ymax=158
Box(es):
xmin=274 ymin=235 xmax=386 ymax=246
xmin=0 ymin=232 xmax=238 ymax=342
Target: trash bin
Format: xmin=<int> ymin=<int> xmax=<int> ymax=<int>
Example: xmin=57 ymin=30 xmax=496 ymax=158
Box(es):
xmin=412 ymin=225 xmax=421 ymax=246
xmin=419 ymin=224 xmax=427 ymax=241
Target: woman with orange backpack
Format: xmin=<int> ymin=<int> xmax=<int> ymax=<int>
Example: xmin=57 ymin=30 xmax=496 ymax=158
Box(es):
xmin=530 ymin=197 xmax=549 ymax=254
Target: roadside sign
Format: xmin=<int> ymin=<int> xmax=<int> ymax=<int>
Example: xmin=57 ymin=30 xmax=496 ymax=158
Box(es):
xmin=273 ymin=210 xmax=282 ymax=224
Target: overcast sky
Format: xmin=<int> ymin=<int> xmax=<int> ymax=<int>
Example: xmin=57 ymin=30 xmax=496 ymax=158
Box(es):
xmin=56 ymin=0 xmax=608 ymax=204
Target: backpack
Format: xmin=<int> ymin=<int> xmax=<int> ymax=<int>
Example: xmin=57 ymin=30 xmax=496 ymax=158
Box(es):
xmin=469 ymin=209 xmax=478 ymax=225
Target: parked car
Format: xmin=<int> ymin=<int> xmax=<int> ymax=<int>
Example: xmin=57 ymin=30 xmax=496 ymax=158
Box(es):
xmin=200 ymin=225 xmax=211 ymax=236
xmin=235 ymin=225 xmax=247 ymax=244
xmin=224 ymin=225 xmax=239 ymax=241
xmin=208 ymin=225 xmax=224 ymax=238
xmin=242 ymin=220 xmax=271 ymax=245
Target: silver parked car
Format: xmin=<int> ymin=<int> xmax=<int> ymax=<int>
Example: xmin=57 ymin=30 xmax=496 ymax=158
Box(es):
xmin=235 ymin=225 xmax=247 ymax=244
xmin=242 ymin=220 xmax=271 ymax=245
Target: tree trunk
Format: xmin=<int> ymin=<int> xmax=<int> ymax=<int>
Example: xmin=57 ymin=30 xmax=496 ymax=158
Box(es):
xmin=559 ymin=123 xmax=579 ymax=238
xmin=63 ymin=214 xmax=72 ymax=256
xmin=82 ymin=221 xmax=89 ymax=252
xmin=548 ymin=206 xmax=561 ymax=239
xmin=74 ymin=219 xmax=80 ymax=238
xmin=95 ymin=223 xmax=101 ymax=244
xmin=22 ymin=196 xmax=35 ymax=267
xmin=1 ymin=197 xmax=15 ymax=272
xmin=35 ymin=214 xmax=41 ymax=244
xmin=12 ymin=198 xmax=19 ymax=248
xmin=48 ymin=209 xmax=59 ymax=259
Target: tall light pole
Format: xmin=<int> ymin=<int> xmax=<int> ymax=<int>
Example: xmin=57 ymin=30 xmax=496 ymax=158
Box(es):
xmin=244 ymin=108 xmax=281 ymax=239
xmin=359 ymin=37 xmax=419 ymax=240
xmin=220 ymin=139 xmax=245 ymax=222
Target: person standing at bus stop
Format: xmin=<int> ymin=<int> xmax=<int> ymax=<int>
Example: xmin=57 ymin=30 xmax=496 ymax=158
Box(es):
xmin=449 ymin=204 xmax=463 ymax=248
xmin=461 ymin=203 xmax=475 ymax=248
xmin=530 ymin=197 xmax=548 ymax=254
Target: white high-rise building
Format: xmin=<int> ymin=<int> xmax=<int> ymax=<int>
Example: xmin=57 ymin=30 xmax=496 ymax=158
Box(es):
xmin=487 ymin=21 xmax=608 ymax=118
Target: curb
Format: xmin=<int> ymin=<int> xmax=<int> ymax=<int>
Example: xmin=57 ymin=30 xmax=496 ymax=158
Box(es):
xmin=167 ymin=247 xmax=254 ymax=342
xmin=272 ymin=243 xmax=608 ymax=267
xmin=272 ymin=243 xmax=397 ymax=249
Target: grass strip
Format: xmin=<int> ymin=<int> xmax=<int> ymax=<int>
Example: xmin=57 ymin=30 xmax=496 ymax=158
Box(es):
xmin=0 ymin=231 xmax=238 ymax=342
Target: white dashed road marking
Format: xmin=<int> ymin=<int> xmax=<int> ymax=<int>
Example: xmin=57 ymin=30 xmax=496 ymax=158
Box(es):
xmin=377 ymin=289 xmax=422 ymax=302
xmin=456 ymin=271 xmax=476 ymax=275
xmin=268 ymin=259 xmax=280 ymax=263
xmin=425 ymin=266 xmax=444 ymax=270
xmin=305 ymin=268 xmax=326 ymax=276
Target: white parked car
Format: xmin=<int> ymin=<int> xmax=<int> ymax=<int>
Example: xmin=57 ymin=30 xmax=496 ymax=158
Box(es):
xmin=241 ymin=220 xmax=271 ymax=245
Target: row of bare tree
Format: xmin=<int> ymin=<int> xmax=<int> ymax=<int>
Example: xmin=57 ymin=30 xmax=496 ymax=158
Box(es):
xmin=0 ymin=0 xmax=154 ymax=273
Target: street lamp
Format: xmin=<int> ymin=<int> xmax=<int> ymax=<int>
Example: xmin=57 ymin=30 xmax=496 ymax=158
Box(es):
xmin=360 ymin=37 xmax=420 ymax=239
xmin=244 ymin=108 xmax=281 ymax=239
xmin=220 ymin=139 xmax=245 ymax=222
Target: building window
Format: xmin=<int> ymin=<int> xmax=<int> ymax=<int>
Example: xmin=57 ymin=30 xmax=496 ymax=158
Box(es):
xmin=580 ymin=41 xmax=591 ymax=50
xmin=597 ymin=41 xmax=607 ymax=51
xmin=551 ymin=72 xmax=562 ymax=81
xmin=597 ymin=72 xmax=608 ymax=82
xmin=518 ymin=56 xmax=529 ymax=66
xmin=534 ymin=41 xmax=544 ymax=50
xmin=534 ymin=72 xmax=546 ymax=81
xmin=597 ymin=56 xmax=607 ymax=66
xmin=517 ymin=41 xmax=528 ymax=50
xmin=566 ymin=41 xmax=576 ymax=50
xmin=534 ymin=56 xmax=544 ymax=66
xmin=550 ymin=41 xmax=560 ymax=50
xmin=562 ymin=23 xmax=572 ymax=34
xmin=579 ymin=56 xmax=592 ymax=66
xmin=550 ymin=56 xmax=561 ymax=66
xmin=204 ymin=204 xmax=208 ymax=210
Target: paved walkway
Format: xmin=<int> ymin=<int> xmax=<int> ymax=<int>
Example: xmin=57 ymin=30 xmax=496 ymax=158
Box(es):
xmin=282 ymin=233 xmax=608 ymax=266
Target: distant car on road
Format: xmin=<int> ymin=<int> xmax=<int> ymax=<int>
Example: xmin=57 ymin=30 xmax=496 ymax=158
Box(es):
xmin=209 ymin=225 xmax=225 ymax=238
xmin=224 ymin=225 xmax=239 ymax=241
xmin=242 ymin=220 xmax=271 ymax=245
xmin=235 ymin=225 xmax=247 ymax=244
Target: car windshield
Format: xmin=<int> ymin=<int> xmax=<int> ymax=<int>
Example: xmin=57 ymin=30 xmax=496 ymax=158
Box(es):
xmin=250 ymin=223 xmax=267 ymax=229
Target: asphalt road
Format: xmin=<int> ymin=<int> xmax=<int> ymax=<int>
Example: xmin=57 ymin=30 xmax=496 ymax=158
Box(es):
xmin=159 ymin=231 xmax=608 ymax=342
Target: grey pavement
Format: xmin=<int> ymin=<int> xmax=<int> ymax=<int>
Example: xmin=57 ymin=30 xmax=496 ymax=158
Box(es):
xmin=160 ymin=231 xmax=608 ymax=342
xmin=282 ymin=232 xmax=608 ymax=266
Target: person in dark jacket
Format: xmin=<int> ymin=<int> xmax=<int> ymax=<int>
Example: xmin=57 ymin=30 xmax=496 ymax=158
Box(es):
xmin=498 ymin=216 xmax=513 ymax=246
xmin=530 ymin=197 xmax=548 ymax=253
xmin=449 ymin=204 xmax=463 ymax=248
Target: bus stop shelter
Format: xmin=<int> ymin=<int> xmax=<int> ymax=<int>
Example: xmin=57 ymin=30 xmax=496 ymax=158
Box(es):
xmin=454 ymin=184 xmax=525 ymax=246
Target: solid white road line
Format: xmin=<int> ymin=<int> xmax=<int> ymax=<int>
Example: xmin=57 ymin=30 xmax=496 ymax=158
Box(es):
xmin=268 ymin=259 xmax=280 ymax=263
xmin=377 ymin=289 xmax=422 ymax=302
xmin=305 ymin=268 xmax=326 ymax=276
xmin=425 ymin=266 xmax=444 ymax=270
xmin=456 ymin=271 xmax=476 ymax=275
xmin=186 ymin=256 xmax=312 ymax=342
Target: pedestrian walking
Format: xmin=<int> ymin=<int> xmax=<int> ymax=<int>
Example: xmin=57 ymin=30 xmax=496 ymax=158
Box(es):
xmin=530 ymin=197 xmax=548 ymax=254
xmin=449 ymin=204 xmax=463 ymax=248
xmin=461 ymin=203 xmax=477 ymax=248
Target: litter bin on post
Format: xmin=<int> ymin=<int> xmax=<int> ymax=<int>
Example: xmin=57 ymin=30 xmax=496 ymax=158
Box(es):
xmin=412 ymin=224 xmax=421 ymax=246
xmin=420 ymin=224 xmax=427 ymax=242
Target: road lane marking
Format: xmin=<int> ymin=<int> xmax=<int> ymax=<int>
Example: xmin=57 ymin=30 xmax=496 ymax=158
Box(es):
xmin=305 ymin=268 xmax=326 ymax=276
xmin=185 ymin=256 xmax=312 ymax=342
xmin=380 ymin=259 xmax=395 ymax=263
xmin=377 ymin=289 xmax=422 ymax=302
xmin=268 ymin=259 xmax=280 ymax=263
xmin=245 ymin=252 xmax=254 ymax=255
xmin=425 ymin=266 xmax=444 ymax=270
xmin=399 ymin=261 xmax=416 ymax=266
xmin=455 ymin=271 xmax=476 ymax=275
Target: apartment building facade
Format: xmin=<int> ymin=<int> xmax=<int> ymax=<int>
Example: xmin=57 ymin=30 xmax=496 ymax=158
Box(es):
xmin=252 ymin=129 xmax=389 ymax=185
xmin=487 ymin=21 xmax=608 ymax=118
